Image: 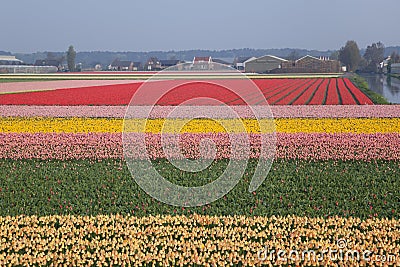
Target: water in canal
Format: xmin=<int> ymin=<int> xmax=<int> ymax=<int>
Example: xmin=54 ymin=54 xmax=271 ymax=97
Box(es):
xmin=359 ymin=74 xmax=400 ymax=104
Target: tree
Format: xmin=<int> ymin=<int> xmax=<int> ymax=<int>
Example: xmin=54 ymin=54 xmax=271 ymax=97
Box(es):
xmin=330 ymin=50 xmax=340 ymax=61
xmin=46 ymin=52 xmax=65 ymax=65
xmin=287 ymin=50 xmax=300 ymax=61
xmin=66 ymin=45 xmax=76 ymax=72
xmin=338 ymin=41 xmax=361 ymax=72
xmin=46 ymin=52 xmax=56 ymax=60
xmin=363 ymin=42 xmax=385 ymax=72
xmin=59 ymin=55 xmax=66 ymax=65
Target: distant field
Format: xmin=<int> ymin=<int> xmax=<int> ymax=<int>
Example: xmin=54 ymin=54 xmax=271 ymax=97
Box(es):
xmin=0 ymin=72 xmax=342 ymax=81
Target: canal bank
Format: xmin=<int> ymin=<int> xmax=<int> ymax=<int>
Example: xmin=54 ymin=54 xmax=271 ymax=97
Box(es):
xmin=356 ymin=74 xmax=400 ymax=104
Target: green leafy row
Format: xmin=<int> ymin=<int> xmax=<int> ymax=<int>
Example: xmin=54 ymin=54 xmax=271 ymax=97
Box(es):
xmin=0 ymin=159 xmax=398 ymax=219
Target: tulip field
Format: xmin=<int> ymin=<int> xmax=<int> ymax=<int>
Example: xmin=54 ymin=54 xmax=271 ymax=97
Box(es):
xmin=0 ymin=74 xmax=399 ymax=266
xmin=0 ymin=77 xmax=373 ymax=105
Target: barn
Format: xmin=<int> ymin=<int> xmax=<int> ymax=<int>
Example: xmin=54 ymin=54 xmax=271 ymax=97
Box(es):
xmin=281 ymin=55 xmax=341 ymax=73
xmin=244 ymin=55 xmax=288 ymax=73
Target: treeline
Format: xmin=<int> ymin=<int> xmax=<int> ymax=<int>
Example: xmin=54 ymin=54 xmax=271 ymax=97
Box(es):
xmin=2 ymin=46 xmax=400 ymax=71
xmin=338 ymin=41 xmax=400 ymax=73
xmin=5 ymin=48 xmax=336 ymax=69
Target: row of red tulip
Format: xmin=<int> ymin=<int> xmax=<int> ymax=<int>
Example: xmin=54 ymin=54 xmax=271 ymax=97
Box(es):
xmin=0 ymin=78 xmax=373 ymax=105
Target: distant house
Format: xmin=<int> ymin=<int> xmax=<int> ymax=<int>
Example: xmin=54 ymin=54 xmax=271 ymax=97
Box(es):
xmin=192 ymin=56 xmax=213 ymax=70
xmin=108 ymin=59 xmax=134 ymax=71
xmin=280 ymin=55 xmax=340 ymax=73
xmin=245 ymin=55 xmax=288 ymax=73
xmin=160 ymin=59 xmax=184 ymax=70
xmin=233 ymin=57 xmax=257 ymax=71
xmin=380 ymin=57 xmax=391 ymax=74
xmin=0 ymin=55 xmax=24 ymax=65
xmin=132 ymin=62 xmax=143 ymax=71
xmin=144 ymin=57 xmax=161 ymax=71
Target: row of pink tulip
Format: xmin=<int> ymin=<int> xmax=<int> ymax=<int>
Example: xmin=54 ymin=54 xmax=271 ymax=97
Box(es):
xmin=1 ymin=133 xmax=398 ymax=161
xmin=1 ymin=105 xmax=399 ymax=118
xmin=0 ymin=80 xmax=140 ymax=94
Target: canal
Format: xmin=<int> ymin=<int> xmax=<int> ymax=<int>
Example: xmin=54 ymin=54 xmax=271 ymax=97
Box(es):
xmin=359 ymin=74 xmax=400 ymax=104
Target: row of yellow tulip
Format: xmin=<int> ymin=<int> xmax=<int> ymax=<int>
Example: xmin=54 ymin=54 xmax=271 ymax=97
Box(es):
xmin=0 ymin=117 xmax=399 ymax=133
xmin=0 ymin=214 xmax=398 ymax=266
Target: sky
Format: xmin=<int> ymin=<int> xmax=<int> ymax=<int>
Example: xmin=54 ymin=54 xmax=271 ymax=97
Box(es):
xmin=2 ymin=0 xmax=399 ymax=53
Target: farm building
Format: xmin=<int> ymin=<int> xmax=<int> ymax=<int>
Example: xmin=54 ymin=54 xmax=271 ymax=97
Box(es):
xmin=0 ymin=55 xmax=24 ymax=65
xmin=0 ymin=65 xmax=58 ymax=74
xmin=160 ymin=59 xmax=185 ymax=70
xmin=233 ymin=57 xmax=257 ymax=71
xmin=191 ymin=56 xmax=213 ymax=70
xmin=212 ymin=58 xmax=232 ymax=67
xmin=0 ymin=55 xmax=58 ymax=73
xmin=280 ymin=55 xmax=340 ymax=73
xmin=245 ymin=55 xmax=288 ymax=73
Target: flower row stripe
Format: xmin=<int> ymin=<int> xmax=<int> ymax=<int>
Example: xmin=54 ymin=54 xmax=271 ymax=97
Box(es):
xmin=0 ymin=78 xmax=373 ymax=106
xmin=0 ymin=214 xmax=398 ymax=266
xmin=0 ymin=80 xmax=143 ymax=94
xmin=0 ymin=117 xmax=398 ymax=134
xmin=1 ymin=132 xmax=399 ymax=161
xmin=2 ymin=105 xmax=399 ymax=118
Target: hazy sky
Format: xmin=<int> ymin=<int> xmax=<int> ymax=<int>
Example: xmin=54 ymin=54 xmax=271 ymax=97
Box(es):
xmin=2 ymin=0 xmax=399 ymax=53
